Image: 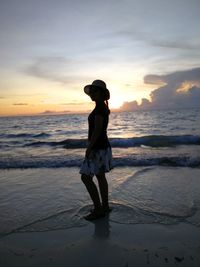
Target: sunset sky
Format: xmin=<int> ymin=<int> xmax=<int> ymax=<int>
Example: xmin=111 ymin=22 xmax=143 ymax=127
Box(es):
xmin=0 ymin=0 xmax=200 ymax=116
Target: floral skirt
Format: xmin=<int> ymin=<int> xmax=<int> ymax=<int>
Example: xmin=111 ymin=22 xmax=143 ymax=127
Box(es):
xmin=79 ymin=146 xmax=113 ymax=177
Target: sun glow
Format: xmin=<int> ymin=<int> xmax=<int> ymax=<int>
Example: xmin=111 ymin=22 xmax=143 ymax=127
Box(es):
xmin=109 ymin=96 xmax=124 ymax=109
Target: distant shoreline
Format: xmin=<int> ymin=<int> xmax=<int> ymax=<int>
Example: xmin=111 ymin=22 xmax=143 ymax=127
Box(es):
xmin=1 ymin=107 xmax=200 ymax=118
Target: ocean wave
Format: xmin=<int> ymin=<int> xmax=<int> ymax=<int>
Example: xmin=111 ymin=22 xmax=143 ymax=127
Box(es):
xmin=23 ymin=135 xmax=200 ymax=148
xmin=0 ymin=155 xmax=200 ymax=169
xmin=0 ymin=132 xmax=50 ymax=138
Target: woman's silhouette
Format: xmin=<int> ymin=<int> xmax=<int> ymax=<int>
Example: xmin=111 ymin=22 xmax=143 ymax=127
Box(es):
xmin=80 ymin=80 xmax=113 ymax=220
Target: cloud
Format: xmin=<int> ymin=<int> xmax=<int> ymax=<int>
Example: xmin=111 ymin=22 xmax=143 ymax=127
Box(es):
xmin=24 ymin=56 xmax=95 ymax=86
xmin=145 ymin=68 xmax=200 ymax=85
xmin=110 ymin=29 xmax=200 ymax=51
xmin=13 ymin=103 xmax=28 ymax=105
xmin=119 ymin=67 xmax=200 ymax=111
xmin=118 ymin=100 xmax=139 ymax=111
xmin=59 ymin=102 xmax=86 ymax=106
xmin=149 ymin=39 xmax=199 ymax=51
xmin=39 ymin=110 xmax=70 ymax=115
xmin=24 ymin=56 xmax=77 ymax=84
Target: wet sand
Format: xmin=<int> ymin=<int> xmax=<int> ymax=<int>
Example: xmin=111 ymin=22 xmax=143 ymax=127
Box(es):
xmin=1 ymin=166 xmax=200 ymax=266
xmin=1 ymin=220 xmax=200 ymax=267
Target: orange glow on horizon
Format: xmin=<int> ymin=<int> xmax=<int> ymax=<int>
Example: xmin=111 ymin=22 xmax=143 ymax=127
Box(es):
xmin=0 ymin=79 xmax=153 ymax=116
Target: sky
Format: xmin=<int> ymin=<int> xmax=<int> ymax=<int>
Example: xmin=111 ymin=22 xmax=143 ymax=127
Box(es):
xmin=0 ymin=0 xmax=200 ymax=116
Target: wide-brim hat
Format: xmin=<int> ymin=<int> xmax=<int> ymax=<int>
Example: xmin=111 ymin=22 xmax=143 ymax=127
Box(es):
xmin=84 ymin=79 xmax=110 ymax=100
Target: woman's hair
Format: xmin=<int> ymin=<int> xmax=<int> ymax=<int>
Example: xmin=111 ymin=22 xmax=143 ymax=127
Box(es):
xmin=104 ymin=89 xmax=110 ymax=101
xmin=105 ymin=99 xmax=110 ymax=114
xmin=102 ymin=89 xmax=110 ymax=113
xmin=94 ymin=87 xmax=110 ymax=114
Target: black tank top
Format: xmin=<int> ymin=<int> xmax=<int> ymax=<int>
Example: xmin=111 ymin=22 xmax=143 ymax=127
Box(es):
xmin=88 ymin=103 xmax=110 ymax=150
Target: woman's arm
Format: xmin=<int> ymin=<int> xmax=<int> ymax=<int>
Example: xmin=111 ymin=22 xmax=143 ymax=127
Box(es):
xmin=86 ymin=115 xmax=103 ymax=158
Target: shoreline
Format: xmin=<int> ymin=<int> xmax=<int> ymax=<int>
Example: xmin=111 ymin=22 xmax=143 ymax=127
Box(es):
xmin=1 ymin=166 xmax=200 ymax=266
xmin=1 ymin=221 xmax=200 ymax=267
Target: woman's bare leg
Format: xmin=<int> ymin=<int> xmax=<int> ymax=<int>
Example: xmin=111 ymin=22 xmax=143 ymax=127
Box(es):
xmin=96 ymin=173 xmax=109 ymax=209
xmin=81 ymin=174 xmax=102 ymax=210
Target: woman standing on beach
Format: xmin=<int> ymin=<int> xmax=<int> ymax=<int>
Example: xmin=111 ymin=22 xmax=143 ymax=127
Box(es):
xmin=80 ymin=80 xmax=113 ymax=221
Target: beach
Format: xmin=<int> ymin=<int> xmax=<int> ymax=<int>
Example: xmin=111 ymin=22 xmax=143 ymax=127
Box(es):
xmin=1 ymin=220 xmax=200 ymax=267
xmin=1 ymin=166 xmax=200 ymax=266
xmin=1 ymin=0 xmax=200 ymax=264
xmin=1 ymin=110 xmax=200 ymax=266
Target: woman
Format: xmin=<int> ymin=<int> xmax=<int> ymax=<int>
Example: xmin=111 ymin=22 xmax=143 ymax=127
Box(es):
xmin=80 ymin=79 xmax=113 ymax=221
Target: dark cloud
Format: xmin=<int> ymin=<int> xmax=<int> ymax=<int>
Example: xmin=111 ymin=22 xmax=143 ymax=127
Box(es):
xmin=24 ymin=56 xmax=92 ymax=85
xmin=145 ymin=67 xmax=200 ymax=85
xmin=60 ymin=102 xmax=86 ymax=105
xmin=39 ymin=110 xmax=70 ymax=115
xmin=111 ymin=29 xmax=200 ymax=51
xmin=13 ymin=103 xmax=28 ymax=105
xmin=149 ymin=39 xmax=199 ymax=50
xmin=120 ymin=67 xmax=200 ymax=111
xmin=24 ymin=56 xmax=75 ymax=84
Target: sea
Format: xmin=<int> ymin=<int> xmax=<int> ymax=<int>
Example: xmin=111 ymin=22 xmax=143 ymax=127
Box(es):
xmin=0 ymin=108 xmax=200 ymax=236
xmin=0 ymin=108 xmax=200 ymax=169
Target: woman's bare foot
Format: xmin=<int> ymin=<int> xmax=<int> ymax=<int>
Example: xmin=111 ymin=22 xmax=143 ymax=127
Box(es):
xmin=84 ymin=208 xmax=105 ymax=221
xmin=102 ymin=204 xmax=112 ymax=213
